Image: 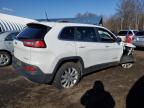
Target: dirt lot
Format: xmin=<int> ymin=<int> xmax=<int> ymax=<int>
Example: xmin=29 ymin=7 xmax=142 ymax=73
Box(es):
xmin=0 ymin=50 xmax=144 ymax=108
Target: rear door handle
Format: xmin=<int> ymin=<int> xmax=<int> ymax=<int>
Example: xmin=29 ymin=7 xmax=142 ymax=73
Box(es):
xmin=105 ymin=46 xmax=110 ymax=48
xmin=79 ymin=46 xmax=86 ymax=48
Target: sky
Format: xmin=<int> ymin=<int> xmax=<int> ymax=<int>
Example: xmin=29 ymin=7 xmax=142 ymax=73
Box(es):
xmin=0 ymin=0 xmax=120 ymax=19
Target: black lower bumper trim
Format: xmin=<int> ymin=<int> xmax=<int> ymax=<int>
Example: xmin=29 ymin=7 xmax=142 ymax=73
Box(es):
xmin=12 ymin=57 xmax=54 ymax=84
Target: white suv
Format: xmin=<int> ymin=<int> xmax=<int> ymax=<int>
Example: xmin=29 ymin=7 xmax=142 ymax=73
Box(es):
xmin=13 ymin=22 xmax=135 ymax=89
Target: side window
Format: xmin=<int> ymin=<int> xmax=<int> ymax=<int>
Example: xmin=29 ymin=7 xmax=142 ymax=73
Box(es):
xmin=59 ymin=27 xmax=75 ymax=40
xmin=5 ymin=32 xmax=19 ymax=41
xmin=98 ymin=28 xmax=115 ymax=43
xmin=76 ymin=27 xmax=97 ymax=42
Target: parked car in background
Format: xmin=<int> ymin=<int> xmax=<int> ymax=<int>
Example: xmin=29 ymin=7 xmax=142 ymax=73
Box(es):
xmin=133 ymin=31 xmax=144 ymax=47
xmin=118 ymin=30 xmax=138 ymax=42
xmin=0 ymin=31 xmax=19 ymax=67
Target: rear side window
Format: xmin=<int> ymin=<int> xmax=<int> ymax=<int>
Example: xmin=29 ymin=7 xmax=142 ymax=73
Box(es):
xmin=59 ymin=27 xmax=75 ymax=40
xmin=17 ymin=24 xmax=50 ymax=40
xmin=75 ymin=27 xmax=97 ymax=42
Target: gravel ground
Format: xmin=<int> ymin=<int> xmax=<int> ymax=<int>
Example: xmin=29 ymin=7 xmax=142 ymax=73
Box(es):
xmin=0 ymin=50 xmax=144 ymax=108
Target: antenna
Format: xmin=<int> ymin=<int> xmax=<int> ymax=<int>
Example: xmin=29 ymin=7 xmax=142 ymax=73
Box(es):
xmin=45 ymin=11 xmax=49 ymax=21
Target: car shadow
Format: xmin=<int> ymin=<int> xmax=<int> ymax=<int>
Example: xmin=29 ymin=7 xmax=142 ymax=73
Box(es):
xmin=126 ymin=76 xmax=144 ymax=108
xmin=80 ymin=81 xmax=115 ymax=108
xmin=135 ymin=47 xmax=144 ymax=51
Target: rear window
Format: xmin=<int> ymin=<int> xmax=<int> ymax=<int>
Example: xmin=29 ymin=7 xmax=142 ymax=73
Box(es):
xmin=136 ymin=31 xmax=144 ymax=36
xmin=118 ymin=31 xmax=132 ymax=36
xmin=17 ymin=24 xmax=51 ymax=40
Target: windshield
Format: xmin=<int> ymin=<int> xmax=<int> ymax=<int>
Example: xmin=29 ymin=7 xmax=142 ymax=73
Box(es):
xmin=0 ymin=32 xmax=5 ymax=35
xmin=118 ymin=31 xmax=128 ymax=36
xmin=118 ymin=30 xmax=134 ymax=36
xmin=133 ymin=31 xmax=138 ymax=34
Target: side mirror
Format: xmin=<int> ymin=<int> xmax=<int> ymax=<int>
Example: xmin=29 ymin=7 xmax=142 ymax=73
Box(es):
xmin=116 ymin=37 xmax=122 ymax=42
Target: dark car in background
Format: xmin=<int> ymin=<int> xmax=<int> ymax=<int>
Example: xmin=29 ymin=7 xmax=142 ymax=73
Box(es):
xmin=133 ymin=31 xmax=144 ymax=48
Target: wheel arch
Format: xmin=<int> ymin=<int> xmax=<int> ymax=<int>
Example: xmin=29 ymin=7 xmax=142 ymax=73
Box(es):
xmin=0 ymin=49 xmax=12 ymax=57
xmin=50 ymin=56 xmax=84 ymax=84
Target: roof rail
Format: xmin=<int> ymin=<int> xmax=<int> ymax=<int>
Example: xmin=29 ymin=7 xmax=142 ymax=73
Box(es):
xmin=37 ymin=16 xmax=103 ymax=25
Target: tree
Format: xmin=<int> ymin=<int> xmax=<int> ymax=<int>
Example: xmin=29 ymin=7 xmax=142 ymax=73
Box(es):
xmin=105 ymin=0 xmax=144 ymax=32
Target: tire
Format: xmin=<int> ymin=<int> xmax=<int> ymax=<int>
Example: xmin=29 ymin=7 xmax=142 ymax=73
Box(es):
xmin=0 ymin=51 xmax=11 ymax=67
xmin=121 ymin=63 xmax=134 ymax=69
xmin=53 ymin=62 xmax=81 ymax=89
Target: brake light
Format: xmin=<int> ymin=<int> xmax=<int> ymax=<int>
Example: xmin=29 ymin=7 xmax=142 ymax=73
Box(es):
xmin=23 ymin=40 xmax=46 ymax=48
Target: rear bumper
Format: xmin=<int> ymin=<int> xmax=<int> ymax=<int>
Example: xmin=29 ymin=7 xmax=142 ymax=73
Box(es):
xmin=12 ymin=57 xmax=54 ymax=84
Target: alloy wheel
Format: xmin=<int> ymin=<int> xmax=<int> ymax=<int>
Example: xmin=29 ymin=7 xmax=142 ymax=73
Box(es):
xmin=60 ymin=67 xmax=79 ymax=88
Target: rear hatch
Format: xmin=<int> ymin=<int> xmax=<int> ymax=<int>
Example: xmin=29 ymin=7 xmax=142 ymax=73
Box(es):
xmin=13 ymin=23 xmax=51 ymax=64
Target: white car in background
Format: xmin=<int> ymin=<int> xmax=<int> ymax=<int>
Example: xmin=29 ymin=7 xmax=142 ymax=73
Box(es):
xmin=0 ymin=31 xmax=19 ymax=67
xmin=118 ymin=30 xmax=138 ymax=42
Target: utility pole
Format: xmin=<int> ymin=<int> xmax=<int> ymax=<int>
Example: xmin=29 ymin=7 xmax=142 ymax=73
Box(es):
xmin=135 ymin=14 xmax=139 ymax=30
xmin=121 ymin=18 xmax=123 ymax=30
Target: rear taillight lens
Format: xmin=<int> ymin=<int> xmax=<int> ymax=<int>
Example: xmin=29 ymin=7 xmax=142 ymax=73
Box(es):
xmin=23 ymin=40 xmax=46 ymax=48
xmin=23 ymin=66 xmax=37 ymax=74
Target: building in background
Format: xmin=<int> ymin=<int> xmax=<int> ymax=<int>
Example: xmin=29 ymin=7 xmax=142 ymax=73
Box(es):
xmin=38 ymin=16 xmax=103 ymax=25
xmin=0 ymin=13 xmax=35 ymax=32
xmin=0 ymin=13 xmax=103 ymax=32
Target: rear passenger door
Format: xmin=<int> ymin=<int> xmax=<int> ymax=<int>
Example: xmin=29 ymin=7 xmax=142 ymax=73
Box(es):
xmin=58 ymin=27 xmax=77 ymax=58
xmin=75 ymin=27 xmax=111 ymax=68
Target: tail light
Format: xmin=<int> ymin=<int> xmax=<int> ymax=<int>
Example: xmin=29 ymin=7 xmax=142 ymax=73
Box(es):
xmin=23 ymin=66 xmax=37 ymax=74
xmin=23 ymin=40 xmax=46 ymax=48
